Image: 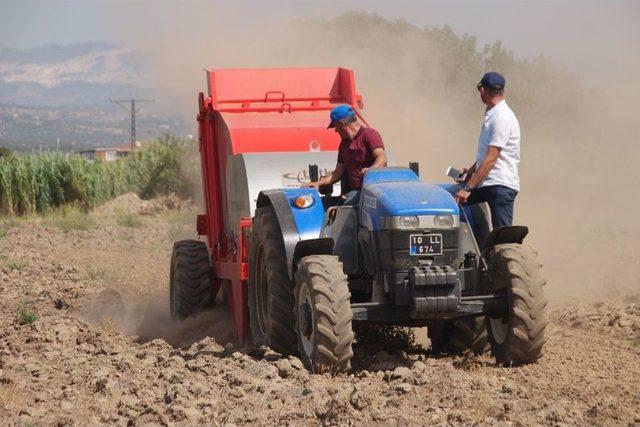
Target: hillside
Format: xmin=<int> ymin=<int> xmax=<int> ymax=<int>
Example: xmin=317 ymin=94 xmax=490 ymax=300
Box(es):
xmin=0 ymin=42 xmax=189 ymax=149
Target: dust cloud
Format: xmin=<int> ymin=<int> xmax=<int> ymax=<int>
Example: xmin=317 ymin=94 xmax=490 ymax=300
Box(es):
xmin=112 ymin=7 xmax=639 ymax=303
xmin=82 ymin=288 xmax=235 ymax=347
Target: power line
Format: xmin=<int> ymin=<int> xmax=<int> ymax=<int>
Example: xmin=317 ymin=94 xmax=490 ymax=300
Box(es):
xmin=111 ymin=98 xmax=154 ymax=150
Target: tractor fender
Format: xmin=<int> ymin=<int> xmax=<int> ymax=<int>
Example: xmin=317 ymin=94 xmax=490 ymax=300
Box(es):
xmin=482 ymin=226 xmax=529 ymax=252
xmin=256 ymin=189 xmax=327 ymax=280
xmin=292 ymin=238 xmax=335 ymax=276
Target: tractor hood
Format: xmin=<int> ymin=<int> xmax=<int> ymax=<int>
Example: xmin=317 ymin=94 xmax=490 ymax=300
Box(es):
xmin=360 ymin=168 xmax=459 ymax=231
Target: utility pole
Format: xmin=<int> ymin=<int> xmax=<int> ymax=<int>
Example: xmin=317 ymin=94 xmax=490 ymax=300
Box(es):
xmin=111 ymin=99 xmax=154 ymax=149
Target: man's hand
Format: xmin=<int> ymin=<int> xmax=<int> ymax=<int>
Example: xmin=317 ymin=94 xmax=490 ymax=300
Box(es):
xmin=455 ymin=188 xmax=471 ymax=204
xmin=360 ymin=167 xmax=369 ymax=176
xmin=455 ymin=168 xmax=471 ymax=183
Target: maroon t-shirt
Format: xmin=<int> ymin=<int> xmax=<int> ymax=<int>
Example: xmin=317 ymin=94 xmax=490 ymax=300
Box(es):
xmin=337 ymin=127 xmax=385 ymax=190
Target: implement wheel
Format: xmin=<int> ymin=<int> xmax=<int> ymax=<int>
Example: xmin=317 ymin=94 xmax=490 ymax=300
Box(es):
xmin=170 ymin=240 xmax=214 ymax=320
xmin=294 ymin=255 xmax=354 ymax=373
xmin=486 ymin=244 xmax=548 ymax=365
xmin=428 ymin=317 xmax=489 ymax=354
xmin=248 ymin=206 xmax=297 ymax=354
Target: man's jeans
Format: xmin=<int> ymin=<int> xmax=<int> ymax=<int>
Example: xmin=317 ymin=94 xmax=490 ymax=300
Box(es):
xmin=341 ymin=190 xmax=361 ymax=206
xmin=451 ymin=184 xmax=518 ymax=227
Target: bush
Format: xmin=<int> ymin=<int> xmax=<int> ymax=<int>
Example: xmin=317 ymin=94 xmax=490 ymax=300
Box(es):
xmin=17 ymin=302 xmax=37 ymax=325
xmin=0 ymin=135 xmax=197 ymax=216
xmin=116 ymin=210 xmax=145 ymax=228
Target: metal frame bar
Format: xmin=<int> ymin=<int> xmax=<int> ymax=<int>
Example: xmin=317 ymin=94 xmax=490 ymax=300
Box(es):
xmin=350 ymin=294 xmax=506 ymax=322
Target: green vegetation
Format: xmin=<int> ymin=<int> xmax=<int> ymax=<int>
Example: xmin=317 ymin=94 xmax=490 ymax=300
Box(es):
xmin=116 ymin=210 xmax=145 ymax=228
xmin=43 ymin=206 xmax=97 ymax=232
xmin=5 ymin=260 xmax=28 ymax=270
xmin=0 ymin=147 xmax=12 ymax=158
xmin=0 ymin=218 xmax=18 ymax=238
xmin=0 ymin=135 xmax=196 ymax=216
xmin=17 ymin=302 xmax=37 ymax=325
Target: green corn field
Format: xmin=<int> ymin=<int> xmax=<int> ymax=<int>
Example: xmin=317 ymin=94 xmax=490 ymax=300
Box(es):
xmin=0 ymin=135 xmax=196 ymax=216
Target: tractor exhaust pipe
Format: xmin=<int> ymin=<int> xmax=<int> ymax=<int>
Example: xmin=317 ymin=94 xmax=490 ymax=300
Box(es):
xmin=409 ymin=161 xmax=420 ymax=177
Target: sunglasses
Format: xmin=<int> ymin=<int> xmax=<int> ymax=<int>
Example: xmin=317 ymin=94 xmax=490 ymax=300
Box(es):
xmin=477 ymin=82 xmax=483 ymax=91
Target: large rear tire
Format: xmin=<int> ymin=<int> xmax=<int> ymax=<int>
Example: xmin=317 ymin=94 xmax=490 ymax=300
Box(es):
xmin=486 ymin=244 xmax=548 ymax=365
xmin=248 ymin=206 xmax=297 ymax=354
xmin=170 ymin=240 xmax=214 ymax=320
xmin=428 ymin=317 xmax=489 ymax=354
xmin=294 ymin=255 xmax=354 ymax=373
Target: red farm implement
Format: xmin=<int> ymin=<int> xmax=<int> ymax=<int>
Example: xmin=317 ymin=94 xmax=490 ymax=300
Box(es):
xmin=170 ymin=67 xmax=364 ymax=343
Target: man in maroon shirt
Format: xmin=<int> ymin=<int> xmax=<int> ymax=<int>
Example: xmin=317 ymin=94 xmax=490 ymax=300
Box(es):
xmin=307 ymin=105 xmax=387 ymax=205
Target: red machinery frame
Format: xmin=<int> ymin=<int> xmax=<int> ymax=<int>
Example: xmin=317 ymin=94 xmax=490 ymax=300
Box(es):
xmin=196 ymin=67 xmax=364 ymax=342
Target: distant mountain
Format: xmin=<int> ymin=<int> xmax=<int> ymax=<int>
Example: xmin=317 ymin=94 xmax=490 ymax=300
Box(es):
xmin=0 ymin=42 xmax=189 ymax=150
xmin=0 ymin=42 xmax=146 ymax=107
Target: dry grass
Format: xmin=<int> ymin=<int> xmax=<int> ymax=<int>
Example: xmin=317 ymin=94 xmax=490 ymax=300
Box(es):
xmin=16 ymin=302 xmax=37 ymax=325
xmin=0 ymin=382 xmax=26 ymax=415
xmin=115 ymin=211 xmax=145 ymax=228
xmin=43 ymin=206 xmax=97 ymax=232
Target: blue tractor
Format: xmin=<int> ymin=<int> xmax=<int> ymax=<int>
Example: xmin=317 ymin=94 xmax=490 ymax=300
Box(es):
xmin=248 ymin=166 xmax=548 ymax=373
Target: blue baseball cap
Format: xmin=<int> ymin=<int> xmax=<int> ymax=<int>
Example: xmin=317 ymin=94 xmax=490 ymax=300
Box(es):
xmin=478 ymin=72 xmax=506 ymax=90
xmin=327 ymin=105 xmax=356 ymax=128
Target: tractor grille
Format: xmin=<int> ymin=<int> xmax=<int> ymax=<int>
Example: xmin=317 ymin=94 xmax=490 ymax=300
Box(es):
xmin=373 ymin=228 xmax=459 ymax=271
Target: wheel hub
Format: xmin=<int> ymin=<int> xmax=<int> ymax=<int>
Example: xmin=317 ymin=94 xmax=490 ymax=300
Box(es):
xmin=300 ymin=301 xmax=313 ymax=337
xmin=297 ymin=281 xmax=315 ymax=358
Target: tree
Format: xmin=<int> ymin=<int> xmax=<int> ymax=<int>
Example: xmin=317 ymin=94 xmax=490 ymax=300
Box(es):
xmin=0 ymin=147 xmax=12 ymax=158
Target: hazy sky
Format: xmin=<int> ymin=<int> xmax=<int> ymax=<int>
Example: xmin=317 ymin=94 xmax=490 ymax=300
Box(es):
xmin=1 ymin=0 xmax=639 ymax=78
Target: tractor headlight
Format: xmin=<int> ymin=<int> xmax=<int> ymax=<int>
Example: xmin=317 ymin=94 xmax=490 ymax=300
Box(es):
xmin=434 ymin=214 xmax=454 ymax=228
xmin=398 ymin=215 xmax=419 ymax=228
xmin=294 ymin=195 xmax=315 ymax=209
xmin=385 ymin=214 xmax=459 ymax=229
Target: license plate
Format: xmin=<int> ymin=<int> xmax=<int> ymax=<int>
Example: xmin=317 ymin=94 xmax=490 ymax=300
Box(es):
xmin=409 ymin=234 xmax=443 ymax=256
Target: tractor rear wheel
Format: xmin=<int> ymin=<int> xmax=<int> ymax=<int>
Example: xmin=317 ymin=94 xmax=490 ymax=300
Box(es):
xmin=294 ymin=255 xmax=354 ymax=373
xmin=170 ymin=240 xmax=214 ymax=320
xmin=428 ymin=317 xmax=489 ymax=354
xmin=486 ymin=244 xmax=548 ymax=365
xmin=248 ymin=206 xmax=297 ymax=354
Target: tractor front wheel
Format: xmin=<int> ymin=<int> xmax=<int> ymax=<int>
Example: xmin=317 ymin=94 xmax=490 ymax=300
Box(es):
xmin=294 ymin=255 xmax=354 ymax=373
xmin=170 ymin=240 xmax=214 ymax=320
xmin=486 ymin=244 xmax=548 ymax=365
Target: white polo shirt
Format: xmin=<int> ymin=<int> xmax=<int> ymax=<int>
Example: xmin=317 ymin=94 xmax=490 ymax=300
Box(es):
xmin=475 ymin=100 xmax=521 ymax=191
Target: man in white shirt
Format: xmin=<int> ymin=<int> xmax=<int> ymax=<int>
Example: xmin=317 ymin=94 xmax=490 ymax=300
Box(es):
xmin=454 ymin=72 xmax=521 ymax=227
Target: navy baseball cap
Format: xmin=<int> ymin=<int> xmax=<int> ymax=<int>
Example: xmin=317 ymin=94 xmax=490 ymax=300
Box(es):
xmin=327 ymin=105 xmax=356 ymax=128
xmin=478 ymin=72 xmax=506 ymax=90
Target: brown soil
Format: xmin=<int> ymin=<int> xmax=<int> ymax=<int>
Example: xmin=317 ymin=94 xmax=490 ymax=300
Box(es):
xmin=0 ymin=201 xmax=638 ymax=425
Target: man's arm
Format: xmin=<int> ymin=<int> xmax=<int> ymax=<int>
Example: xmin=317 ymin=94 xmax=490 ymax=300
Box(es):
xmin=455 ymin=116 xmax=510 ymax=203
xmin=466 ymin=147 xmax=500 ymax=188
xmin=361 ymin=148 xmax=387 ymax=175
xmin=305 ymin=162 xmax=345 ymax=189
xmin=361 ymin=128 xmax=387 ymax=175
xmin=455 ymin=146 xmax=501 ymax=203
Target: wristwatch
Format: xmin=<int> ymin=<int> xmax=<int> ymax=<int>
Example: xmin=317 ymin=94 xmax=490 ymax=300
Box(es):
xmin=462 ymin=183 xmax=474 ymax=192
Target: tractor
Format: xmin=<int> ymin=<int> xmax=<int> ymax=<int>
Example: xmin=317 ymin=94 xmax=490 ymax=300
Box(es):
xmin=170 ymin=67 xmax=548 ymax=373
